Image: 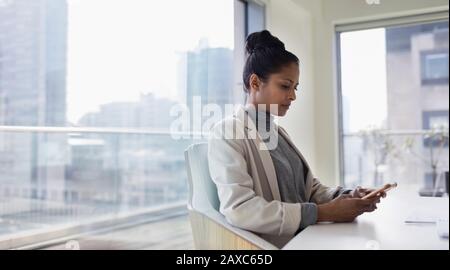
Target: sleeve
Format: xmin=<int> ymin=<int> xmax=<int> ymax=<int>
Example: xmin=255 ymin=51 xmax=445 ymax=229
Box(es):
xmin=309 ymin=177 xmax=348 ymax=205
xmin=299 ymin=203 xmax=318 ymax=230
xmin=208 ymin=121 xmax=303 ymax=236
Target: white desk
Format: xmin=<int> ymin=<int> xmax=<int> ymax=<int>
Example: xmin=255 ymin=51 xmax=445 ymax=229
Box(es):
xmin=283 ymin=188 xmax=449 ymax=250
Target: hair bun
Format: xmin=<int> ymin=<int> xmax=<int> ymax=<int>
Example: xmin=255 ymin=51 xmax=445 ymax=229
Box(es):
xmin=245 ymin=30 xmax=285 ymax=55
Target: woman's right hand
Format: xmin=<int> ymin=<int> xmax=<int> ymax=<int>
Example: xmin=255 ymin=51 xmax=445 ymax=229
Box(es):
xmin=317 ymin=194 xmax=380 ymax=223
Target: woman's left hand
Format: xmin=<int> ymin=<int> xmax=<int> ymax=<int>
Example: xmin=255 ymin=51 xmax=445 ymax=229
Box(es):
xmin=350 ymin=186 xmax=386 ymax=212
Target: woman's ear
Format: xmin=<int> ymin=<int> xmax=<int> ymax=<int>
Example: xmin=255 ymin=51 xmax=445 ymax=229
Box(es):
xmin=249 ymin=74 xmax=261 ymax=92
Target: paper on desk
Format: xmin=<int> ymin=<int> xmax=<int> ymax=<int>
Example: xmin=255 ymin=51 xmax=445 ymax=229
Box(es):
xmin=404 ymin=197 xmax=449 ymax=224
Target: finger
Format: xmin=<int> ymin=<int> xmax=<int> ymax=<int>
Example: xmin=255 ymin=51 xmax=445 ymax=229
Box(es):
xmin=358 ymin=188 xmax=369 ymax=194
xmin=369 ymin=195 xmax=381 ymax=202
xmin=356 ymin=202 xmax=373 ymax=209
xmin=360 ymin=197 xmax=377 ymax=204
xmin=356 ymin=189 xmax=368 ymax=197
xmin=359 ymin=199 xmax=379 ymax=207
xmin=339 ymin=194 xmax=352 ymax=199
xmin=364 ymin=204 xmax=377 ymax=212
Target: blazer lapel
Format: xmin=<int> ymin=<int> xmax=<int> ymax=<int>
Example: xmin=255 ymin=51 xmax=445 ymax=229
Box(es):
xmin=234 ymin=105 xmax=281 ymax=201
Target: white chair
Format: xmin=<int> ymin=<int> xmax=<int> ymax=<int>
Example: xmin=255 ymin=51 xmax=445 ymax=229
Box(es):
xmin=184 ymin=143 xmax=278 ymax=250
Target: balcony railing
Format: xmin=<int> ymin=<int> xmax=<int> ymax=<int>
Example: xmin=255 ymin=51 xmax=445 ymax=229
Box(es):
xmin=0 ymin=126 xmax=205 ymax=249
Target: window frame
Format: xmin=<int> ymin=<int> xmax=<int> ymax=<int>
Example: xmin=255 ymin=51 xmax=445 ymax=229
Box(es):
xmin=234 ymin=0 xmax=266 ymax=105
xmin=420 ymin=49 xmax=449 ymax=85
xmin=422 ymin=110 xmax=449 ymax=147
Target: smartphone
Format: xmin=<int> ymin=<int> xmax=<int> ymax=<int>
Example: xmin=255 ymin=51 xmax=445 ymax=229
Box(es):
xmin=362 ymin=182 xmax=398 ymax=199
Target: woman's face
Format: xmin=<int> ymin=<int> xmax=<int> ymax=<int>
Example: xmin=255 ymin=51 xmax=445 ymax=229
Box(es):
xmin=249 ymin=62 xmax=299 ymax=116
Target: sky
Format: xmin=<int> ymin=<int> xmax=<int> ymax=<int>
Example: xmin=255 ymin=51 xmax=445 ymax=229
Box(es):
xmin=66 ymin=0 xmax=234 ymax=124
xmin=340 ymin=28 xmax=388 ymax=133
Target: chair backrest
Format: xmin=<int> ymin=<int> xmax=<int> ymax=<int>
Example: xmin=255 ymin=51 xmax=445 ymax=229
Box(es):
xmin=185 ymin=143 xmax=220 ymax=212
xmin=184 ymin=143 xmax=278 ymax=250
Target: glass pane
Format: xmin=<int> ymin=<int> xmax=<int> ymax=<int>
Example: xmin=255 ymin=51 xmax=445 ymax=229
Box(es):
xmin=247 ymin=1 xmax=265 ymax=35
xmin=0 ymin=130 xmax=201 ymax=237
xmin=0 ymin=0 xmax=237 ymax=249
xmin=0 ymin=0 xmax=236 ymax=128
xmin=339 ymin=21 xmax=449 ymax=191
xmin=423 ymin=53 xmax=449 ymax=79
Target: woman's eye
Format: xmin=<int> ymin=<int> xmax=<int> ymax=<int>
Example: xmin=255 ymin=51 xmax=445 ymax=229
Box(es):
xmin=282 ymin=85 xmax=290 ymax=90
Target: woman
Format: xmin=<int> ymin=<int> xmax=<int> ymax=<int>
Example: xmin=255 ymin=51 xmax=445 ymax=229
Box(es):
xmin=208 ymin=30 xmax=384 ymax=248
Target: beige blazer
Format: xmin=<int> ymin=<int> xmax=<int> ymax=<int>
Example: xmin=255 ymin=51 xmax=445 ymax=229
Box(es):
xmin=208 ymin=105 xmax=344 ymax=248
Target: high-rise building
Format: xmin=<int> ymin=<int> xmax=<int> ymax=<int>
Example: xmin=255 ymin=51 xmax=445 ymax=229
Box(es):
xmin=0 ymin=0 xmax=68 ymax=202
xmin=385 ymin=22 xmax=449 ymax=189
xmin=182 ymin=42 xmax=234 ymax=123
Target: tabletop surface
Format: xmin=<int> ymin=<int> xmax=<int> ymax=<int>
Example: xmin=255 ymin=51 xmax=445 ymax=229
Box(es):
xmin=283 ymin=187 xmax=449 ymax=250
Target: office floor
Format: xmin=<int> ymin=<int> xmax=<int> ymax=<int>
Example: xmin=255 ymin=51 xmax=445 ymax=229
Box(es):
xmin=41 ymin=215 xmax=194 ymax=250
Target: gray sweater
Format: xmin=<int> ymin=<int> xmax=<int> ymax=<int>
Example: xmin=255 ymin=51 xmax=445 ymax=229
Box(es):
xmin=245 ymin=107 xmax=322 ymax=231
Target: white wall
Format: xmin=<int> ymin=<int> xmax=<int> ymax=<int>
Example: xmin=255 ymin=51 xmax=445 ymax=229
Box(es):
xmin=266 ymin=0 xmax=449 ymax=186
xmin=264 ymin=0 xmax=321 ymax=172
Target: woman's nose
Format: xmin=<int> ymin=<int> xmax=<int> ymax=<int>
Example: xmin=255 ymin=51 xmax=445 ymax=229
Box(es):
xmin=289 ymin=89 xmax=296 ymax=101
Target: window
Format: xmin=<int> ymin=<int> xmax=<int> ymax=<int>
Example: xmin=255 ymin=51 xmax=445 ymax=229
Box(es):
xmin=0 ymin=0 xmax=256 ymax=249
xmin=245 ymin=0 xmax=266 ymax=35
xmin=422 ymin=110 xmax=449 ymax=147
xmin=421 ymin=51 xmax=449 ymax=85
xmin=234 ymin=0 xmax=265 ymax=104
xmin=337 ymin=21 xmax=449 ymax=189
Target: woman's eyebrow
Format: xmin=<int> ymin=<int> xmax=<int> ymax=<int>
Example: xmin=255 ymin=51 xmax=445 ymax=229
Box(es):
xmin=282 ymin=79 xmax=299 ymax=85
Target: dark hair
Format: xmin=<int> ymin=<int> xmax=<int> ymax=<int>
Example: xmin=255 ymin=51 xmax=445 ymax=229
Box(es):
xmin=243 ymin=30 xmax=299 ymax=93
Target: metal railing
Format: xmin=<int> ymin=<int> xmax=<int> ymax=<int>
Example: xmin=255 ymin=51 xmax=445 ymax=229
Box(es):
xmin=343 ymin=129 xmax=449 ymax=137
xmin=0 ymin=125 xmax=207 ymax=136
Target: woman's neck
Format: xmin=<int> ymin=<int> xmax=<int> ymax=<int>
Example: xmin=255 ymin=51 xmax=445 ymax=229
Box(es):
xmin=244 ymin=104 xmax=274 ymax=131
